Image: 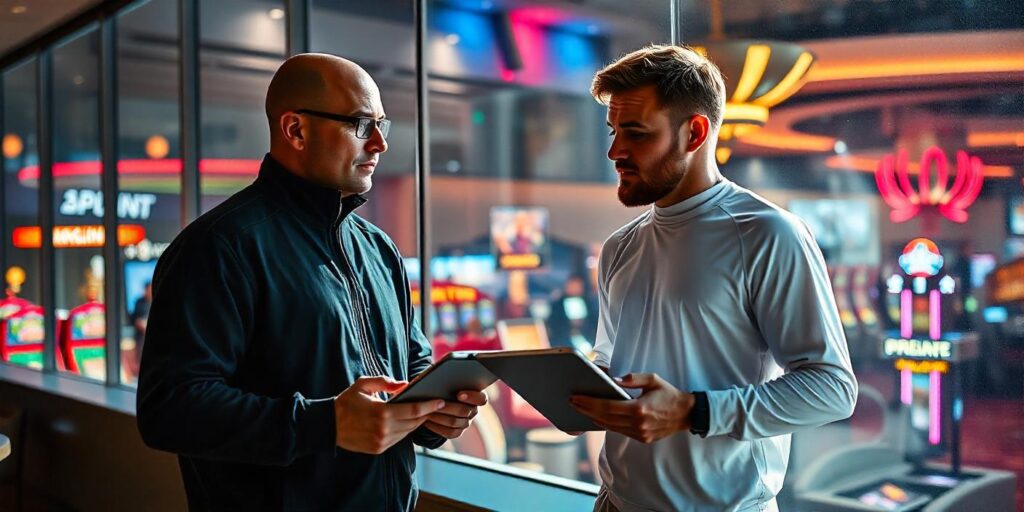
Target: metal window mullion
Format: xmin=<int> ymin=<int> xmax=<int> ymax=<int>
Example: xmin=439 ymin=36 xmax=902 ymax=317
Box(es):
xmin=0 ymin=72 xmax=6 ymax=282
xmin=671 ymin=0 xmax=681 ymax=45
xmin=179 ymin=0 xmax=200 ymax=227
xmin=415 ymin=0 xmax=432 ymax=336
xmin=285 ymin=0 xmax=310 ymax=57
xmin=100 ymin=14 xmax=121 ymax=386
xmin=37 ymin=51 xmax=56 ymax=373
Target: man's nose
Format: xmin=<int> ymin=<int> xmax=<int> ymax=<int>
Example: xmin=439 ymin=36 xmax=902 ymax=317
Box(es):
xmin=608 ymin=136 xmax=627 ymax=161
xmin=366 ymin=126 xmax=388 ymax=154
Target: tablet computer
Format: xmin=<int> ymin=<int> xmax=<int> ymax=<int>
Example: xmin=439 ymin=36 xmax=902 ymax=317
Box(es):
xmin=476 ymin=347 xmax=633 ymax=432
xmin=389 ymin=351 xmax=498 ymax=404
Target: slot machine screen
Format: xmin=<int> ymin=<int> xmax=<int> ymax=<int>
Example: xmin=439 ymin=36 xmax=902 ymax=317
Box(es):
xmin=6 ymin=312 xmax=44 ymax=346
xmin=848 ymin=482 xmax=928 ymax=511
xmin=478 ymin=299 xmax=496 ymax=329
xmin=459 ymin=303 xmax=476 ymax=330
xmin=71 ymin=309 xmax=105 ymax=340
xmin=124 ymin=260 xmax=157 ymax=317
xmin=497 ymin=319 xmax=549 ymax=351
xmin=438 ymin=303 xmax=458 ymax=333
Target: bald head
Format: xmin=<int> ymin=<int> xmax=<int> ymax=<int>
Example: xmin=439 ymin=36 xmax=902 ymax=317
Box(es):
xmin=265 ymin=53 xmax=374 ymax=130
xmin=264 ymin=53 xmax=388 ymax=194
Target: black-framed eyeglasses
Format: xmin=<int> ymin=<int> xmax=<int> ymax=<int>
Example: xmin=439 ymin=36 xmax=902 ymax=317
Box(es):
xmin=295 ymin=109 xmax=391 ymax=139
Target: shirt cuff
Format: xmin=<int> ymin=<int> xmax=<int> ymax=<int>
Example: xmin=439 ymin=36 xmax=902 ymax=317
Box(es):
xmin=293 ymin=394 xmax=337 ymax=454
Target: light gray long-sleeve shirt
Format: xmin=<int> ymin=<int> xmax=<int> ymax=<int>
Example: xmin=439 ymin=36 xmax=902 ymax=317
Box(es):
xmin=593 ymin=179 xmax=857 ymax=512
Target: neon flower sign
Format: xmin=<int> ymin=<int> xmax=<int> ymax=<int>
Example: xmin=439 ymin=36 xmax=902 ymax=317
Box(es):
xmin=898 ymin=238 xmax=944 ymax=277
xmin=875 ymin=146 xmax=984 ymax=223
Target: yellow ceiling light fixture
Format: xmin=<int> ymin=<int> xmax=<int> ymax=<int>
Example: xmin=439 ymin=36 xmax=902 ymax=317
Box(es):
xmin=694 ymin=0 xmax=816 ymax=164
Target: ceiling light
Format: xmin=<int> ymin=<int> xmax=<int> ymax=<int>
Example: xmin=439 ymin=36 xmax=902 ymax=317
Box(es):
xmin=11 ymin=6 xmax=27 ymax=14
xmin=444 ymin=33 xmax=460 ymax=46
xmin=268 ymin=8 xmax=285 ymax=20
xmin=834 ymin=140 xmax=847 ymax=154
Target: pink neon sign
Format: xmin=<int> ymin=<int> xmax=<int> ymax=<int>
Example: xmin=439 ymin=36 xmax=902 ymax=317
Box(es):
xmin=875 ymin=146 xmax=984 ymax=224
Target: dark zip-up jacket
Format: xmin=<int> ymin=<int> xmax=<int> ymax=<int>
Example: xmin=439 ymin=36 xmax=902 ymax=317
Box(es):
xmin=137 ymin=155 xmax=445 ymax=511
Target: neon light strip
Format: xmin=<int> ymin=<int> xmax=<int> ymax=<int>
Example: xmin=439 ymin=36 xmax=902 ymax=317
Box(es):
xmin=900 ymin=289 xmax=913 ymax=338
xmin=929 ymin=289 xmax=942 ymax=340
xmin=732 ymin=45 xmax=771 ymax=103
xmin=929 ymin=370 xmax=941 ymax=445
xmin=901 ymin=368 xmax=912 ymax=405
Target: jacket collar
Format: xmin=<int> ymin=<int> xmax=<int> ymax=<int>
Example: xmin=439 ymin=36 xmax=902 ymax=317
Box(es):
xmin=254 ymin=154 xmax=366 ymax=227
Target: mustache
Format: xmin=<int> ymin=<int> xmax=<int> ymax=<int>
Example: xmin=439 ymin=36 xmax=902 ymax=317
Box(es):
xmin=615 ymin=161 xmax=638 ymax=173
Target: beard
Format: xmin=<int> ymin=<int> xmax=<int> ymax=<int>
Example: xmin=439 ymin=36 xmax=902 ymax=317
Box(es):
xmin=616 ymin=134 xmax=685 ymax=207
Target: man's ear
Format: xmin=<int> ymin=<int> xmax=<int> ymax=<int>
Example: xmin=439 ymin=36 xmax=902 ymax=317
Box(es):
xmin=279 ymin=112 xmax=306 ymax=151
xmin=685 ymin=114 xmax=711 ymax=153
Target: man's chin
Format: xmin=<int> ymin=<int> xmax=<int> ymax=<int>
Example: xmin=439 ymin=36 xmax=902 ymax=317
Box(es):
xmin=617 ymin=185 xmax=654 ymax=207
xmin=342 ymin=178 xmax=373 ymax=196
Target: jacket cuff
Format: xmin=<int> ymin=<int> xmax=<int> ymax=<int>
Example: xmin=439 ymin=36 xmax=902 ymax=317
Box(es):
xmin=411 ymin=425 xmax=447 ymax=450
xmin=292 ymin=394 xmax=337 ymax=454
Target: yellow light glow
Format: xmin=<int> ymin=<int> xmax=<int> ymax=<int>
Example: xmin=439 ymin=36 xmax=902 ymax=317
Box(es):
xmin=808 ymin=55 xmax=1024 ymax=82
xmin=732 ymin=124 xmax=760 ymax=138
xmin=824 ymin=155 xmax=1013 ymax=178
xmin=145 ymin=135 xmax=169 ymax=159
xmin=3 ymin=134 xmax=23 ymax=158
xmin=718 ymin=124 xmax=736 ymax=141
xmin=754 ymin=52 xmax=814 ymax=107
xmin=716 ymin=147 xmax=732 ymax=164
xmin=723 ymin=103 xmax=769 ymax=125
xmin=967 ymin=131 xmax=1024 ymax=148
xmin=691 ymin=46 xmax=708 ymax=58
xmin=740 ymin=132 xmax=835 ymax=151
xmin=732 ymin=45 xmax=771 ymax=103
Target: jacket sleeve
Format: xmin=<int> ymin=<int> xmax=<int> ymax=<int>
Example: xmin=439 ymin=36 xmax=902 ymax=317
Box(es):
xmin=705 ymin=215 xmax=858 ymax=440
xmin=136 ymin=232 xmax=336 ymax=466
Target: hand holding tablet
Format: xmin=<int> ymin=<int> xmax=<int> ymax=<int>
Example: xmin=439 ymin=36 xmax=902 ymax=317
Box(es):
xmin=392 ymin=347 xmax=634 ymax=432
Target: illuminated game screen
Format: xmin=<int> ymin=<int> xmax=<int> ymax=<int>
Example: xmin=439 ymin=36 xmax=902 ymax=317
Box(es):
xmin=124 ymin=260 xmax=157 ymax=316
xmin=6 ymin=314 xmax=44 ymax=346
xmin=478 ymin=299 xmax=496 ymax=329
xmin=459 ymin=303 xmax=476 ymax=330
xmin=71 ymin=310 xmax=105 ymax=340
xmin=789 ymin=199 xmax=879 ymax=265
xmin=497 ymin=319 xmax=548 ymax=351
xmin=490 ymin=206 xmax=550 ymax=271
xmin=847 ymin=482 xmax=929 ymax=511
xmin=438 ymin=303 xmax=458 ymax=333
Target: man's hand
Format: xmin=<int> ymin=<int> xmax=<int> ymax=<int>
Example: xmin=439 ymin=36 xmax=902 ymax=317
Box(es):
xmin=423 ymin=390 xmax=488 ymax=439
xmin=334 ymin=376 xmax=444 ymax=454
xmin=570 ymin=373 xmax=694 ymax=444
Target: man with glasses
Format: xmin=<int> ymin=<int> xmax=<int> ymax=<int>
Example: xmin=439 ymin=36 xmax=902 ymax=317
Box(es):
xmin=569 ymin=45 xmax=857 ymax=512
xmin=137 ymin=53 xmax=485 ymax=511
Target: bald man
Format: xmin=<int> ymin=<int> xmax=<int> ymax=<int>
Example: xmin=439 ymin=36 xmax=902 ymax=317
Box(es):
xmin=137 ymin=54 xmax=485 ymax=511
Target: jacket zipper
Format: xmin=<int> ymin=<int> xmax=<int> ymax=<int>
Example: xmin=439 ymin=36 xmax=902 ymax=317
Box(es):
xmin=333 ymin=207 xmax=393 ymax=511
xmin=331 ymin=214 xmax=389 ymax=387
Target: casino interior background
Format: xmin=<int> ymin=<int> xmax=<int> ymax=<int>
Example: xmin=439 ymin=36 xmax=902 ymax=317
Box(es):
xmin=0 ymin=0 xmax=1022 ymax=510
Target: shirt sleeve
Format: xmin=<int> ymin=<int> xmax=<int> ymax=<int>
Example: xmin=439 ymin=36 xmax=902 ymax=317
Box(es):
xmin=592 ymin=237 xmax=618 ymax=368
xmin=705 ymin=214 xmax=858 ymax=440
xmin=136 ymin=232 xmax=336 ymax=466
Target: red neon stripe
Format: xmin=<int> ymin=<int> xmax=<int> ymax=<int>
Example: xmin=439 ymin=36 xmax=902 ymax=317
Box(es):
xmin=18 ymin=158 xmax=261 ymax=181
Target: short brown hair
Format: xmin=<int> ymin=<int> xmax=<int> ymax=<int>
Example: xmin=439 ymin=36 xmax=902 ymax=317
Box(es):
xmin=591 ymin=45 xmax=726 ymax=129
